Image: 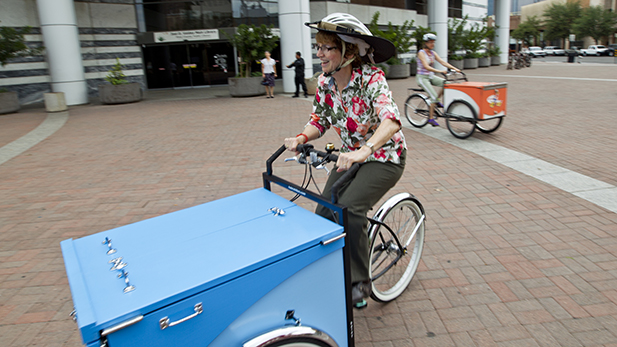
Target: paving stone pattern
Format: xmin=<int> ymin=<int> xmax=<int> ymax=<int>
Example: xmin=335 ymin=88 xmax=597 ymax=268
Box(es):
xmin=0 ymin=63 xmax=616 ymax=346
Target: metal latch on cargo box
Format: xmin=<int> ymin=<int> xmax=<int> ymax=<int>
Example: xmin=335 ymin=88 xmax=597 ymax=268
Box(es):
xmin=268 ymin=207 xmax=285 ymax=216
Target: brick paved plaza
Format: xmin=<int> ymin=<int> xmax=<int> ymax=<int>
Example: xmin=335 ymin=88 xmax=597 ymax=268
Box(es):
xmin=1 ymin=61 xmax=616 ymax=346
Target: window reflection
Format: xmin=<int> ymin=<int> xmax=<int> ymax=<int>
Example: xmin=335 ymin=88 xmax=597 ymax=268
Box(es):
xmin=140 ymin=0 xmax=279 ymax=32
xmin=231 ymin=0 xmax=278 ymax=26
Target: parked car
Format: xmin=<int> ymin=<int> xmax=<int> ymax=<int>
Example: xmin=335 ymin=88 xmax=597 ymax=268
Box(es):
xmin=581 ymin=45 xmax=609 ymax=56
xmin=522 ymin=46 xmax=546 ymax=57
xmin=544 ymin=46 xmax=565 ymax=56
xmin=569 ymin=46 xmax=582 ymax=54
xmin=608 ymin=44 xmax=617 ymax=56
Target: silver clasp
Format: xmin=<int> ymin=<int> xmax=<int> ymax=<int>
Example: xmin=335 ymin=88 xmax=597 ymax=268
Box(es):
xmin=118 ymin=270 xmax=135 ymax=293
xmin=109 ymin=257 xmax=127 ymax=271
xmin=102 ymin=237 xmax=116 ymax=255
xmin=268 ymin=207 xmax=285 ymax=216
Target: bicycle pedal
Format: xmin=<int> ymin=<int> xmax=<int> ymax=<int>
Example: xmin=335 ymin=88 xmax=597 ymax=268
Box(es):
xmin=353 ymin=299 xmax=368 ymax=309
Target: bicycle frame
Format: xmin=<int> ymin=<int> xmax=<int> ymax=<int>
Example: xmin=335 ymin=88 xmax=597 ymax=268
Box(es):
xmin=263 ymin=144 xmax=356 ymax=347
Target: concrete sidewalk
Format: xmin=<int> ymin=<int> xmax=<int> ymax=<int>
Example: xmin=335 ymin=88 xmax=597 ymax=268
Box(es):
xmin=0 ymin=62 xmax=616 ymax=347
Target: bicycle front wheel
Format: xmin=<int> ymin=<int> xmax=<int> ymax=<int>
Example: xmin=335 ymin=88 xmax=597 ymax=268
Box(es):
xmin=404 ymin=94 xmax=430 ymax=128
xmin=369 ymin=197 xmax=425 ymax=303
xmin=446 ymin=100 xmax=477 ymax=139
xmin=266 ymin=341 xmax=331 ymax=347
xmin=476 ymin=117 xmax=503 ymax=133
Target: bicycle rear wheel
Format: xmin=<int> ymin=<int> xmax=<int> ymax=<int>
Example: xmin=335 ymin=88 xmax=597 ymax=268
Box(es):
xmin=404 ymin=94 xmax=430 ymax=128
xmin=369 ymin=195 xmax=425 ymax=303
xmin=446 ymin=100 xmax=477 ymax=139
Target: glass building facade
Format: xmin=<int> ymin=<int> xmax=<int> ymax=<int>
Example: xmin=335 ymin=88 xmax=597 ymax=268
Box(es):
xmin=136 ymin=0 xmax=462 ymax=89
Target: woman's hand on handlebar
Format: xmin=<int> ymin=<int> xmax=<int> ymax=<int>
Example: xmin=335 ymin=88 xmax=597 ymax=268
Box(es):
xmin=284 ymin=136 xmax=304 ymax=152
xmin=336 ymin=147 xmax=370 ymax=172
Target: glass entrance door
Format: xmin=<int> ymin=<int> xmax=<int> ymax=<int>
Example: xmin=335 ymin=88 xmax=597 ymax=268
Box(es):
xmin=143 ymin=43 xmax=235 ymax=89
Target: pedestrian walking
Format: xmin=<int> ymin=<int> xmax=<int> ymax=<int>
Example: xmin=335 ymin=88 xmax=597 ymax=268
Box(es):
xmin=286 ymin=51 xmax=308 ymax=97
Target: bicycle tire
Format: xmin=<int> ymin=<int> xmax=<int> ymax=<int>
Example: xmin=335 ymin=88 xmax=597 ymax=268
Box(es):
xmin=404 ymin=94 xmax=430 ymax=128
xmin=369 ymin=195 xmax=425 ymax=303
xmin=476 ymin=117 xmax=503 ymax=133
xmin=264 ymin=340 xmax=331 ymax=347
xmin=445 ymin=100 xmax=476 ymax=139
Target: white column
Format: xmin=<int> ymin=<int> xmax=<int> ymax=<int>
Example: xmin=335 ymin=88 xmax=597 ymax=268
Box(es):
xmin=495 ymin=0 xmax=511 ymax=64
xmin=278 ymin=0 xmax=312 ymax=94
xmin=428 ymin=0 xmax=448 ymax=70
xmin=36 ymin=0 xmax=88 ymax=105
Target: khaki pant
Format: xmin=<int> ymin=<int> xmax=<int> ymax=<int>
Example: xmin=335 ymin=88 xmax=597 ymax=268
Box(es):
xmin=315 ymin=151 xmax=406 ymax=283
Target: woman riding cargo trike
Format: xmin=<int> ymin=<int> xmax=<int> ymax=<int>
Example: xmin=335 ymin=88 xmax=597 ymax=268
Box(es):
xmin=60 ymin=13 xmax=426 ymax=347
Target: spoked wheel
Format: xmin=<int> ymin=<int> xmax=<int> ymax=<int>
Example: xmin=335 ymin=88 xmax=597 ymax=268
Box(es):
xmin=476 ymin=117 xmax=504 ymax=133
xmin=404 ymin=94 xmax=430 ymax=128
xmin=445 ymin=100 xmax=477 ymax=139
xmin=369 ymin=196 xmax=425 ymax=303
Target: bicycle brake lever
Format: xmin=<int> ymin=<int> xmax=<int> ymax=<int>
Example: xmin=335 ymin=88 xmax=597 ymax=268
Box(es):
xmin=285 ymin=156 xmax=309 ymax=164
xmin=315 ymin=164 xmax=331 ymax=175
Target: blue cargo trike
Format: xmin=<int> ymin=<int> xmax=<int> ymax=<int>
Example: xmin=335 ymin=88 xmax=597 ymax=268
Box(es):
xmin=61 ymin=144 xmax=426 ymax=347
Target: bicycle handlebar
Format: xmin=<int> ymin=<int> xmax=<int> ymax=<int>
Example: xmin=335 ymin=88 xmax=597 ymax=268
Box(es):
xmin=267 ymin=143 xmax=360 ymax=205
xmin=295 ymin=144 xmax=360 ymax=204
xmin=442 ymin=69 xmax=467 ymax=82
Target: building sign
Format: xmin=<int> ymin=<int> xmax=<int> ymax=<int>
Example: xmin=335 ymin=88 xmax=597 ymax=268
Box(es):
xmin=155 ymin=29 xmax=219 ymax=43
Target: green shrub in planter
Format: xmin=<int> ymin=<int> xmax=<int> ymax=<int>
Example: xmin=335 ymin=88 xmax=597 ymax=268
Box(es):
xmin=0 ymin=88 xmax=20 ymax=114
xmin=225 ymin=24 xmax=278 ymax=78
xmin=99 ymin=58 xmax=141 ymax=104
xmin=105 ymin=58 xmax=129 ymax=85
xmin=489 ymin=46 xmax=502 ymax=65
xmin=1 ymin=21 xmax=44 ymax=113
xmin=369 ymin=12 xmax=414 ymax=66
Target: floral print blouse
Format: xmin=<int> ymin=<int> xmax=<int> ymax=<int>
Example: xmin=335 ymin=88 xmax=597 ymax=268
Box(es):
xmin=308 ymin=64 xmax=407 ymax=164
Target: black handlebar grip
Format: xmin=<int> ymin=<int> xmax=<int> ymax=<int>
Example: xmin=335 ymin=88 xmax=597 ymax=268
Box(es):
xmin=331 ymin=162 xmax=360 ymax=204
xmin=266 ymin=144 xmax=287 ymax=175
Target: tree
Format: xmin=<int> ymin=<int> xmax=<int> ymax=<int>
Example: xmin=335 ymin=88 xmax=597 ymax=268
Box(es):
xmin=573 ymin=6 xmax=617 ymax=44
xmin=462 ymin=23 xmax=488 ymax=58
xmin=226 ymin=24 xmax=278 ymax=78
xmin=543 ymin=0 xmax=582 ymax=47
xmin=0 ymin=22 xmax=42 ymax=66
xmin=448 ymin=16 xmax=467 ymax=56
xmin=512 ymin=16 xmax=541 ymax=47
xmin=369 ymin=12 xmax=414 ymax=65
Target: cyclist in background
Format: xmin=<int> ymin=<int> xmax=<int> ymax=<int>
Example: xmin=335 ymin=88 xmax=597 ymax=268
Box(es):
xmin=283 ymin=13 xmax=407 ymax=308
xmin=416 ymin=33 xmax=461 ymax=126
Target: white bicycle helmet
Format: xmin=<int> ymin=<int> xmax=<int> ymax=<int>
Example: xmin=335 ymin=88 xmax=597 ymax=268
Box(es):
xmin=306 ymin=13 xmax=395 ymax=65
xmin=423 ymin=33 xmax=437 ymax=41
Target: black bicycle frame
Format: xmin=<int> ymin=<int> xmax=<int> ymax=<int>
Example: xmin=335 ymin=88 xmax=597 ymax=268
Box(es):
xmin=263 ymin=144 xmax=356 ymax=347
xmin=367 ymin=217 xmax=408 ymax=282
